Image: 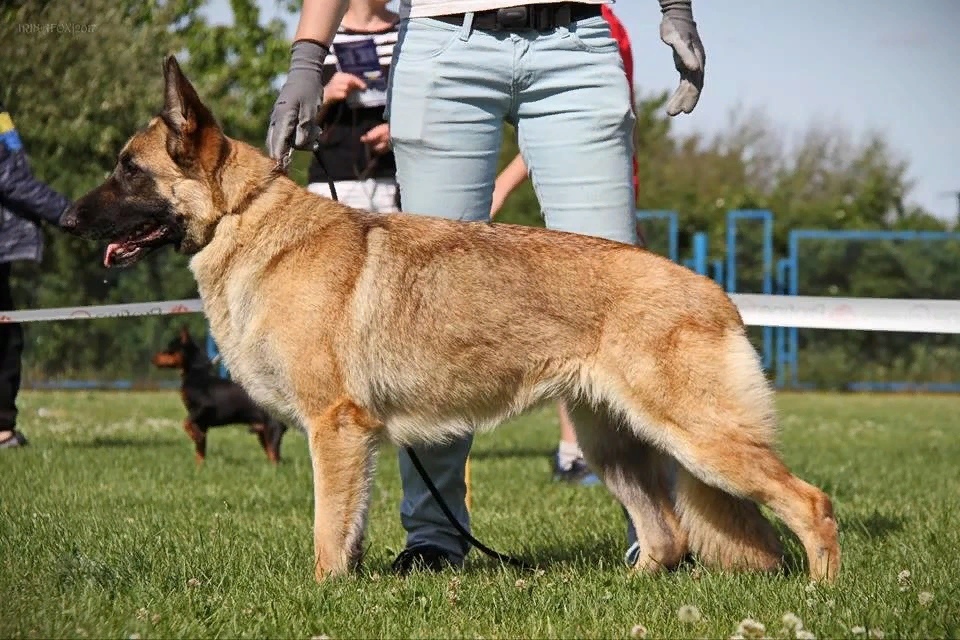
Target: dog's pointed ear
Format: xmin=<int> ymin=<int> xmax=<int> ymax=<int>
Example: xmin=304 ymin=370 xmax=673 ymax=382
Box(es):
xmin=162 ymin=55 xmax=216 ymax=138
xmin=179 ymin=324 xmax=191 ymax=345
xmin=161 ymin=55 xmax=226 ymax=170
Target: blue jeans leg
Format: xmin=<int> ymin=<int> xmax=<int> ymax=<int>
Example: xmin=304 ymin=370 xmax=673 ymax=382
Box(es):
xmin=386 ymin=14 xmax=639 ymax=561
xmin=514 ymin=15 xmax=637 ymax=244
xmin=513 ymin=16 xmax=639 ymax=555
xmin=387 ymin=15 xmax=514 ymax=561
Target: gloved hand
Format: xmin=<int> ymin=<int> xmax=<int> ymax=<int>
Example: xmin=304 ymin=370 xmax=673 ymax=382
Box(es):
xmin=658 ymin=0 xmax=705 ymax=116
xmin=265 ymin=39 xmax=330 ymax=161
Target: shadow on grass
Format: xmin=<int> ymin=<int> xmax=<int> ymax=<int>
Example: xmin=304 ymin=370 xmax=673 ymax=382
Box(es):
xmin=842 ymin=510 xmax=906 ymax=540
xmin=374 ymin=541 xmax=624 ymax=576
xmin=69 ymin=437 xmax=181 ymax=449
xmin=457 ymin=541 xmax=829 ymax=581
xmin=772 ymin=508 xmax=905 ymax=578
xmin=361 ymin=509 xmax=905 ymax=580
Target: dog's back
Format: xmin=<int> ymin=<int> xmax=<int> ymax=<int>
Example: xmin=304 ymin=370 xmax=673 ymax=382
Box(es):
xmin=183 ymin=372 xmax=271 ymax=427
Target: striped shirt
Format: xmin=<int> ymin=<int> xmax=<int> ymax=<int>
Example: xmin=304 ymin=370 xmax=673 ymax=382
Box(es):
xmin=310 ymin=23 xmax=399 ymax=184
xmin=320 ymin=26 xmax=398 ymax=91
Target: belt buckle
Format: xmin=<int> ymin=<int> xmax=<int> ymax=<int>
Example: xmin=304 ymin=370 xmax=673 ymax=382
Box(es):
xmin=495 ymin=6 xmax=530 ymax=30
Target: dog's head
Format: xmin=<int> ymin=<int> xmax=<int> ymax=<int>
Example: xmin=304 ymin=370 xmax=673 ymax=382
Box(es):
xmin=61 ymin=56 xmax=235 ymax=267
xmin=152 ymin=325 xmax=198 ymax=369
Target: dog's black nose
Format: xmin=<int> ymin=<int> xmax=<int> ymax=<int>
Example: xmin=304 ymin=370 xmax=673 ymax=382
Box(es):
xmin=59 ymin=205 xmax=79 ymax=231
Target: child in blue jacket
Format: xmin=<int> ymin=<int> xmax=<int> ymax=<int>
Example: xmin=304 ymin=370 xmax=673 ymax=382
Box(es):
xmin=0 ymin=102 xmax=71 ymax=448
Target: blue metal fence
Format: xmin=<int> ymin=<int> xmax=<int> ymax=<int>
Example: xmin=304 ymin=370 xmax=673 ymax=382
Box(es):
xmin=783 ymin=229 xmax=960 ymax=391
xmin=634 ymin=210 xmax=958 ymax=391
xmin=635 ymin=210 xmax=679 ymax=263
xmin=725 ymin=210 xmax=775 ymax=370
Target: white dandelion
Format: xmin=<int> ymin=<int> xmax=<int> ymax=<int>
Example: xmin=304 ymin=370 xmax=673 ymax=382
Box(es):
xmin=735 ymin=618 xmax=766 ymax=639
xmin=782 ymin=612 xmax=804 ymax=632
xmin=678 ymin=605 xmax=702 ymax=623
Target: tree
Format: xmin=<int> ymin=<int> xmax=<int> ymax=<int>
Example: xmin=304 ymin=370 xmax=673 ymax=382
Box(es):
xmin=0 ymin=0 xmax=294 ymax=381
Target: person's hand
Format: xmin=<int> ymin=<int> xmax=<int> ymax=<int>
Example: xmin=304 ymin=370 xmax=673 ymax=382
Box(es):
xmin=658 ymin=0 xmax=705 ymax=116
xmin=324 ymin=72 xmax=368 ymax=104
xmin=360 ymin=123 xmax=391 ymax=155
xmin=266 ymin=39 xmax=329 ymax=161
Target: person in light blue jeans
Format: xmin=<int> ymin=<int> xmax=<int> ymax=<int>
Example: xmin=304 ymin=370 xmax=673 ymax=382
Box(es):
xmin=267 ymin=0 xmax=705 ymax=574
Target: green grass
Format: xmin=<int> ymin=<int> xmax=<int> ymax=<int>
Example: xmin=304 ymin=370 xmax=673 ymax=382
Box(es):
xmin=2 ymin=391 xmax=959 ymax=639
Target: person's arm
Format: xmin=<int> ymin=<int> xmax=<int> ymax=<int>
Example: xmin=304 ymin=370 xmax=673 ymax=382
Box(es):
xmin=294 ymin=0 xmax=350 ymax=47
xmin=266 ymin=0 xmax=351 ymax=160
xmin=490 ymin=154 xmax=530 ymax=219
xmin=0 ymin=144 xmax=70 ymax=226
xmin=656 ymin=0 xmax=705 ymax=116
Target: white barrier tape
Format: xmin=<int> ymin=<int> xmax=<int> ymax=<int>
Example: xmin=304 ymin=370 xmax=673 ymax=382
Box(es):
xmin=0 ymin=294 xmax=958 ymax=334
xmin=732 ymin=294 xmax=960 ymax=334
xmin=0 ymin=299 xmax=202 ymax=323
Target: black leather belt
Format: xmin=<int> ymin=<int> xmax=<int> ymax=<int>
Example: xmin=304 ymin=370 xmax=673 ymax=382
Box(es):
xmin=433 ymin=3 xmax=602 ymax=32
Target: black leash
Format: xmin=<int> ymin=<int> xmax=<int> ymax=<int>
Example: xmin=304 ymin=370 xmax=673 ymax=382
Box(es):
xmin=404 ymin=445 xmax=537 ymax=571
xmin=311 ymin=145 xmax=536 ymax=572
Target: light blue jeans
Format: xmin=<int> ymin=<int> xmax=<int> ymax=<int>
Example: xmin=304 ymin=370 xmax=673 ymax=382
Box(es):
xmin=385 ymin=11 xmax=637 ymax=562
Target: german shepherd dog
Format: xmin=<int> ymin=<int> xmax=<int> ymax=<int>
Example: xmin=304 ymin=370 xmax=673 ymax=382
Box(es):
xmin=152 ymin=326 xmax=288 ymax=464
xmin=61 ymin=56 xmax=840 ymax=582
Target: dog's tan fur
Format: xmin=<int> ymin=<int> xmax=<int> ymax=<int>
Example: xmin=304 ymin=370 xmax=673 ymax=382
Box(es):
xmin=68 ymin=57 xmax=840 ymax=582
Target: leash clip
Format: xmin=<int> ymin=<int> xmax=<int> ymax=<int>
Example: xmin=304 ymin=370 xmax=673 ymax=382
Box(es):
xmin=275 ymin=148 xmax=294 ymax=175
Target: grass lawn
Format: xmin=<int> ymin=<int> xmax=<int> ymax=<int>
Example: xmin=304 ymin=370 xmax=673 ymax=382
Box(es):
xmin=2 ymin=390 xmax=959 ymax=639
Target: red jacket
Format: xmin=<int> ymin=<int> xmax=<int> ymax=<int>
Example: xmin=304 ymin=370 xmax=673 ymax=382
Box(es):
xmin=601 ymin=5 xmax=640 ymax=205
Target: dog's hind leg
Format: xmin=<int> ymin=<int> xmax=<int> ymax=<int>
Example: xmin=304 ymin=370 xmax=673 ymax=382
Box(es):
xmin=673 ymin=467 xmax=783 ymax=574
xmin=252 ymin=423 xmax=271 ymax=459
xmin=183 ymin=419 xmax=206 ymax=464
xmin=665 ymin=434 xmax=837 ymax=581
xmin=568 ymin=402 xmax=687 ymax=574
xmin=267 ymin=420 xmax=287 ymax=463
xmin=612 ymin=330 xmax=839 ymax=581
xmin=251 ymin=421 xmax=282 ymax=464
xmin=305 ymin=398 xmax=383 ymax=581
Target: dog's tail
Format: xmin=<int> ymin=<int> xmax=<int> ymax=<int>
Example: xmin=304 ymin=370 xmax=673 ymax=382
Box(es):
xmin=674 ymin=330 xmax=783 ymax=572
xmin=674 ymin=469 xmax=783 ymax=571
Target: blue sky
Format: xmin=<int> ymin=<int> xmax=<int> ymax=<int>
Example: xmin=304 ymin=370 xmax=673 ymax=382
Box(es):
xmin=205 ymin=0 xmax=960 ymax=221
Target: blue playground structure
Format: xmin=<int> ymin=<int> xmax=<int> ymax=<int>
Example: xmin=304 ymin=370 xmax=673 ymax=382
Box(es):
xmin=630 ymin=209 xmax=960 ymax=391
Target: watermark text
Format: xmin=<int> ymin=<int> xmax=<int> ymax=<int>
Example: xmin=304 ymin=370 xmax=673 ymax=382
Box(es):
xmin=16 ymin=23 xmax=98 ymax=35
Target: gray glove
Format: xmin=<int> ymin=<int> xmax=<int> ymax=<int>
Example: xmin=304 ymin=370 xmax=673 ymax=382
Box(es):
xmin=266 ymin=39 xmax=330 ymax=161
xmin=658 ymin=0 xmax=705 ymax=116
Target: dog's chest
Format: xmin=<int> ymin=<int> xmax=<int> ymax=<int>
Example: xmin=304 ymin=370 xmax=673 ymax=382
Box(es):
xmin=193 ymin=269 xmax=295 ymax=423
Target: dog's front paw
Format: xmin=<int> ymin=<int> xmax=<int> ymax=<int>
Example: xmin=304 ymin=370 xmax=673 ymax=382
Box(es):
xmin=313 ymin=547 xmax=363 ymax=582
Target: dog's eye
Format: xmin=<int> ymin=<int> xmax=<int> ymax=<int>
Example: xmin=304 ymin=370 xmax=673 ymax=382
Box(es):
xmin=120 ymin=155 xmax=141 ymax=175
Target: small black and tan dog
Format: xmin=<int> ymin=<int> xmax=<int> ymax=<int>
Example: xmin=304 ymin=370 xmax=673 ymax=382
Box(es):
xmin=153 ymin=326 xmax=287 ymax=464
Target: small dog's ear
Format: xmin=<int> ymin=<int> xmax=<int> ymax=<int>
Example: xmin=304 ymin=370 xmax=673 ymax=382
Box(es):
xmin=179 ymin=324 xmax=191 ymax=344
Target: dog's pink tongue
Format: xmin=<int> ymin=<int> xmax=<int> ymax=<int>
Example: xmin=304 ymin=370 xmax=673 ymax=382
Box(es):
xmin=104 ymin=243 xmax=121 ymax=267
